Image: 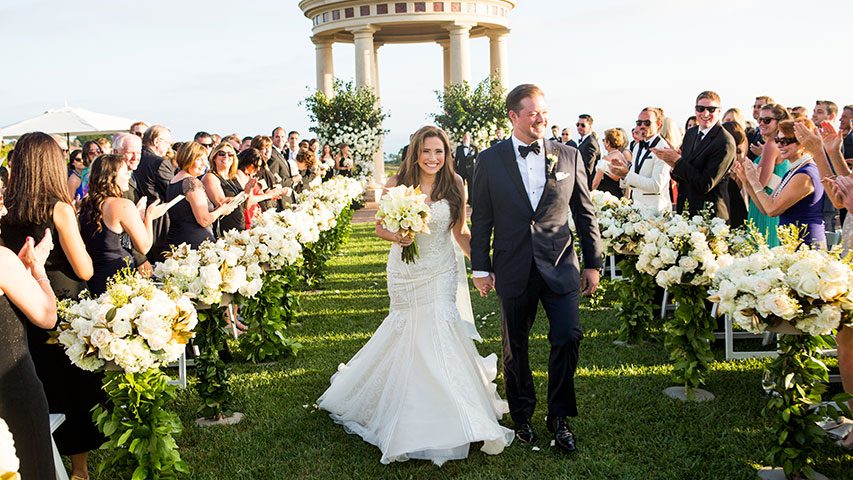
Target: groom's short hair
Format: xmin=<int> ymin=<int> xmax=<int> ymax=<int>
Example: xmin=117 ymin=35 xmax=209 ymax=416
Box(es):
xmin=506 ymin=84 xmax=544 ymax=115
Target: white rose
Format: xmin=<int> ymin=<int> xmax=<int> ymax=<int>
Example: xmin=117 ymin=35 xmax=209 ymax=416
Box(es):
xmin=89 ymin=328 xmax=113 ymax=349
xmin=112 ymin=318 xmax=133 ymax=338
xmin=717 ymin=280 xmax=738 ymax=302
xmin=198 ymin=264 xmax=222 ymax=291
xmin=678 ymin=256 xmax=699 ymax=272
xmin=659 ymin=248 xmax=677 ymax=265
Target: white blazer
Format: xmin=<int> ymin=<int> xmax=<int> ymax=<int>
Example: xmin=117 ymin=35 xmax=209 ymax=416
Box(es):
xmin=621 ymin=135 xmax=671 ymax=213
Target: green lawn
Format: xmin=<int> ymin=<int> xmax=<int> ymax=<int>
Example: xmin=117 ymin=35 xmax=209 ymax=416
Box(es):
xmin=96 ymin=223 xmax=853 ymax=479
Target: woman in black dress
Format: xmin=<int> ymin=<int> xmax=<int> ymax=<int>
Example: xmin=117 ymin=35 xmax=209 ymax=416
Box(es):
xmin=0 ymin=132 xmax=100 ymax=479
xmin=166 ymin=142 xmax=240 ymax=248
xmin=335 ymin=142 xmax=354 ymax=177
xmin=294 ymin=148 xmax=319 ymax=194
xmin=202 ymin=143 xmax=255 ymax=236
xmin=0 ymin=226 xmax=59 ymax=480
xmin=79 ymin=155 xmax=169 ymax=295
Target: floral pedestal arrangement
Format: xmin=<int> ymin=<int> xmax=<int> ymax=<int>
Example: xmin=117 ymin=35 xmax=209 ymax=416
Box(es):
xmin=712 ymin=237 xmax=853 ymax=479
xmin=193 ymin=303 xmax=242 ymax=426
xmin=54 ymin=271 xmax=196 ymax=477
xmin=614 ymin=257 xmax=656 ymax=346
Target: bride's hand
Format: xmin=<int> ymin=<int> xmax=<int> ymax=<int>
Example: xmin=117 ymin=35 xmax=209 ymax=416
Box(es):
xmin=395 ymin=232 xmax=413 ymax=247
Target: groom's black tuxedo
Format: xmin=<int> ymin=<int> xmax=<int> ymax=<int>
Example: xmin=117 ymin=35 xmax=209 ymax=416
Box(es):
xmin=470 ymin=137 xmax=602 ymax=423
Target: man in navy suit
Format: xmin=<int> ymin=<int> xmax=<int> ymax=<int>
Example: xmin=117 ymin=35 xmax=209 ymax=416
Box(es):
xmin=652 ymin=90 xmax=736 ymax=219
xmin=575 ymin=115 xmax=600 ymax=188
xmin=470 ymin=84 xmax=602 ymax=454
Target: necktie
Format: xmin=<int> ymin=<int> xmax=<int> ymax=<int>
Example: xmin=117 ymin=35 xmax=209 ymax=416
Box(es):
xmin=697 ymin=131 xmax=705 ymax=143
xmin=518 ymin=142 xmax=540 ymax=158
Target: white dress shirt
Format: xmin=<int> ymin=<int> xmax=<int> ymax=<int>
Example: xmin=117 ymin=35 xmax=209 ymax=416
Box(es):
xmin=473 ymin=135 xmax=545 ymax=279
xmin=511 ymin=135 xmax=546 ymax=209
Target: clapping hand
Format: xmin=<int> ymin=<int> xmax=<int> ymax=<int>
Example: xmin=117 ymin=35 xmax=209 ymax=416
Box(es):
xmin=18 ymin=228 xmax=54 ymax=276
xmin=734 ymin=159 xmax=761 ymax=191
xmin=817 ymin=120 xmax=843 ymax=154
xmin=144 ymin=199 xmax=170 ymax=221
xmin=749 ymin=142 xmax=763 ymax=157
xmin=608 ymin=155 xmax=629 ymax=178
xmin=793 ymin=122 xmax=824 ymax=153
xmin=830 ymin=175 xmax=853 ymax=212
xmin=472 ymin=273 xmax=495 ymax=297
xmin=650 ymin=145 xmax=680 ymax=167
xmin=136 ymin=196 xmax=148 ymax=219
xmin=242 ymin=177 xmax=258 ymax=195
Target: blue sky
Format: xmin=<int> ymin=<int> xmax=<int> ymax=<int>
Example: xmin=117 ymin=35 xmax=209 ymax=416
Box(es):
xmin=1 ymin=0 xmax=851 ymax=152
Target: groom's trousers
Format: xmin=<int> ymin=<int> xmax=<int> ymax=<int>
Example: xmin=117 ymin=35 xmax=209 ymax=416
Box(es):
xmin=499 ymin=263 xmax=582 ymax=424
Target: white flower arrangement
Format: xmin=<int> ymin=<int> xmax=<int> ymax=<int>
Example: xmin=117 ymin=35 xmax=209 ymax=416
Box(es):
xmin=636 ymin=213 xmax=732 ymax=288
xmin=55 ymin=273 xmax=197 ymax=374
xmin=711 ymin=244 xmax=853 ymax=335
xmin=0 ymin=417 xmax=18 ymax=479
xmin=315 ymin=122 xmax=384 ymax=187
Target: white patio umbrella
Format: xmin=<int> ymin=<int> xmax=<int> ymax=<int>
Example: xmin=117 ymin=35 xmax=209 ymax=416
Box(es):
xmin=0 ymin=105 xmax=137 ymax=144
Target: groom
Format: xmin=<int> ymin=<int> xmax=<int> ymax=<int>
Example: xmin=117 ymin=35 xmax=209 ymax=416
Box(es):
xmin=470 ymin=84 xmax=602 ymax=453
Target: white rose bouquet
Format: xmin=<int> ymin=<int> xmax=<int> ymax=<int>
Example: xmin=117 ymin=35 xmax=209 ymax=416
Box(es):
xmin=711 ymin=244 xmax=853 ymax=335
xmin=54 ymin=271 xmax=197 ymax=374
xmin=375 ymin=185 xmax=432 ymax=263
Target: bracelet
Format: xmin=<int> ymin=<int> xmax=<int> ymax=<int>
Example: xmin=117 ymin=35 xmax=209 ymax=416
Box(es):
xmin=35 ymin=277 xmax=50 ymax=283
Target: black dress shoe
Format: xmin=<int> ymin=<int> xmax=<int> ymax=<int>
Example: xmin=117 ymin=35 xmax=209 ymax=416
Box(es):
xmin=546 ymin=416 xmax=576 ymax=453
xmin=514 ymin=420 xmax=536 ymax=443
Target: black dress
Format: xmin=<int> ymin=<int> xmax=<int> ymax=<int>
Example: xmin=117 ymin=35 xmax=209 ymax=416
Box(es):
xmin=0 ymin=292 xmax=53 ymax=480
xmin=0 ymin=202 xmax=106 ymax=457
xmin=166 ymin=178 xmax=216 ymax=248
xmin=79 ymin=205 xmax=134 ymax=295
xmin=596 ymin=174 xmax=623 ymax=199
xmin=337 ymin=157 xmax=353 ymax=177
xmin=214 ymin=174 xmax=245 ymax=236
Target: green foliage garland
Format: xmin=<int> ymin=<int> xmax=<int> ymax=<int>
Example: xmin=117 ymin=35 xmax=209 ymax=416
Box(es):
xmin=763 ymin=334 xmax=852 ymax=479
xmin=93 ymin=369 xmax=189 ymax=479
xmin=615 ymin=257 xmax=656 ymax=344
xmin=238 ymin=268 xmax=303 ymax=363
xmin=194 ymin=306 xmax=234 ymax=419
xmin=663 ymin=284 xmax=715 ymax=397
xmin=432 ymin=74 xmax=510 ymax=149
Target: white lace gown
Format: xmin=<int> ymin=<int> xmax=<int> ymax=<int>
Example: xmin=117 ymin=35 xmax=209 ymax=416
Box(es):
xmin=316 ymin=200 xmax=514 ymax=466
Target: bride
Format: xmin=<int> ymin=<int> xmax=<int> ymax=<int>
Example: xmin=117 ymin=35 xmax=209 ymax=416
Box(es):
xmin=316 ymin=126 xmax=513 ymax=466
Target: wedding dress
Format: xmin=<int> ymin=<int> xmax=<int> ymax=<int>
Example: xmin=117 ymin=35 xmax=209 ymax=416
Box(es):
xmin=317 ymin=199 xmax=514 ymax=466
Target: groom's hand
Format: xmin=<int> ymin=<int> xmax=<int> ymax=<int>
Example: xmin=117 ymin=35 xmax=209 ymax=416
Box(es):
xmin=473 ymin=273 xmax=495 ymax=297
xmin=581 ymin=268 xmax=600 ymax=296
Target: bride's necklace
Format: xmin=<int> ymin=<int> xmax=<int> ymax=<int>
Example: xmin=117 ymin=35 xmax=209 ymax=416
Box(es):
xmin=772 ymin=153 xmax=812 ymax=199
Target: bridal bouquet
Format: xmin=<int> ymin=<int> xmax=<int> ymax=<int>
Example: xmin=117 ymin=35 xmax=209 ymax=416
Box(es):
xmin=375 ymin=185 xmax=432 ymax=263
xmin=54 ymin=271 xmax=197 ymax=374
xmin=710 ymin=244 xmax=853 ymax=335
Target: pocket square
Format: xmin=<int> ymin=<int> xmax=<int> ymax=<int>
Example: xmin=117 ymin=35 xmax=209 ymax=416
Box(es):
xmin=555 ymin=172 xmax=570 ymax=181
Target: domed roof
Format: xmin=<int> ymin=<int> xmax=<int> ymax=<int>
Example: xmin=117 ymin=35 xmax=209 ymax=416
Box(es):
xmin=299 ymin=1 xmax=514 ymax=43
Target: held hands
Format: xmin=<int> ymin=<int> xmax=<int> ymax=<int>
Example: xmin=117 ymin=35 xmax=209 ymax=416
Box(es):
xmin=581 ymin=268 xmax=599 ymax=296
xmin=650 ymin=145 xmax=680 ymax=167
xmin=473 ymin=273 xmax=495 ymax=297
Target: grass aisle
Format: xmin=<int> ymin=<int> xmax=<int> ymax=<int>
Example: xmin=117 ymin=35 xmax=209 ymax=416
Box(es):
xmin=137 ymin=223 xmax=851 ymax=479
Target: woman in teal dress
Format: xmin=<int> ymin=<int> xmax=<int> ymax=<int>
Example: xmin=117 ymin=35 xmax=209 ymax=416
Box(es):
xmin=746 ymin=103 xmax=791 ymax=246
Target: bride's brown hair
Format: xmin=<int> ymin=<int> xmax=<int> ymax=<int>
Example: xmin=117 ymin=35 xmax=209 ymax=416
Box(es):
xmin=396 ymin=126 xmax=463 ymax=228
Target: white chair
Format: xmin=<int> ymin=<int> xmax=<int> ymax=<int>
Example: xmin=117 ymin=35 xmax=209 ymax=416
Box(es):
xmin=606 ymin=255 xmax=622 ymax=281
xmin=49 ymin=413 xmax=69 ymax=480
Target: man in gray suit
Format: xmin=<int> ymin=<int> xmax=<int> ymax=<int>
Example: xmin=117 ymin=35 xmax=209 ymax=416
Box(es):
xmin=270 ymin=127 xmax=297 ymax=208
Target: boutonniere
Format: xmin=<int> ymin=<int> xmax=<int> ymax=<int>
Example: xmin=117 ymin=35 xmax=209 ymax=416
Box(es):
xmin=546 ymin=153 xmax=558 ymax=175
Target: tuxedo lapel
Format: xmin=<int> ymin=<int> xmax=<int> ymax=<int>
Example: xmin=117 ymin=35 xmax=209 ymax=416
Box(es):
xmin=500 ymin=140 xmax=533 ymax=213
xmin=533 ymin=140 xmax=555 ymax=216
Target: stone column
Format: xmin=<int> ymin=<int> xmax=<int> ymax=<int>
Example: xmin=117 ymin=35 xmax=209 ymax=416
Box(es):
xmin=488 ymin=30 xmax=509 ymax=88
xmin=312 ymin=37 xmax=334 ymax=97
xmin=351 ymin=26 xmax=377 ymax=89
xmin=373 ymin=44 xmax=381 ymax=101
xmin=447 ymin=23 xmax=472 ymax=85
xmin=437 ymin=39 xmax=451 ymax=87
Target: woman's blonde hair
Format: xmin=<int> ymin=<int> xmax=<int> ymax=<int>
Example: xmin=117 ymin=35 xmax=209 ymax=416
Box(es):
xmin=176 ymin=142 xmax=209 ymax=172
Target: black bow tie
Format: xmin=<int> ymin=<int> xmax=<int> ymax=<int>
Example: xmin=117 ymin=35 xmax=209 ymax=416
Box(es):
xmin=518 ymin=142 xmax=541 ymax=158
xmin=639 ymin=140 xmax=650 ymax=149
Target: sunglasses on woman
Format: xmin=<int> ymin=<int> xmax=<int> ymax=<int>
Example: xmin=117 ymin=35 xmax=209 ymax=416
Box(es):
xmin=775 ymin=136 xmax=798 ymax=146
xmin=215 ymin=151 xmax=235 ymax=158
xmin=758 ymin=117 xmax=776 ymax=125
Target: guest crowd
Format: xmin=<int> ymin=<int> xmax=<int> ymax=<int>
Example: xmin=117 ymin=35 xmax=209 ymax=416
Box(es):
xmin=0 ymin=123 xmax=353 ymax=479
xmin=4 ymin=91 xmax=853 ymax=477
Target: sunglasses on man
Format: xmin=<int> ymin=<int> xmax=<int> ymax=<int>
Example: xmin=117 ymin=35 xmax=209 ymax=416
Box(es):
xmin=635 ymin=120 xmax=652 ymax=127
xmin=695 ymin=105 xmax=718 ymax=113
xmin=576 ymin=123 xmax=587 ymax=128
